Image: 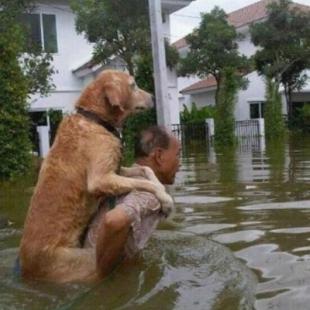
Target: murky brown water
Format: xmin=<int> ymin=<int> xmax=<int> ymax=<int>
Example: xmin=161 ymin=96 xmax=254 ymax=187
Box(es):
xmin=0 ymin=134 xmax=309 ymax=309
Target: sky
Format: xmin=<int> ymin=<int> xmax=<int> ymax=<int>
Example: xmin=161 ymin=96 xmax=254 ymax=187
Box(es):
xmin=170 ymin=0 xmax=310 ymax=42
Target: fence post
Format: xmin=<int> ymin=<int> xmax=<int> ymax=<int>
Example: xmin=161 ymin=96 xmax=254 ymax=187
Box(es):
xmin=258 ymin=118 xmax=265 ymax=137
xmin=37 ymin=126 xmax=50 ymax=158
xmin=205 ymin=118 xmax=214 ymax=140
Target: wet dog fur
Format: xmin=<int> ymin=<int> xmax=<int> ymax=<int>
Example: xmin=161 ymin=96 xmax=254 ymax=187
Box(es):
xmin=19 ymin=70 xmax=171 ymax=282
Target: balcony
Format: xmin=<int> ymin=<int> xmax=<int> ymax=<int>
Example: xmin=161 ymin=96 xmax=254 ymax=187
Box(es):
xmin=161 ymin=0 xmax=193 ymax=14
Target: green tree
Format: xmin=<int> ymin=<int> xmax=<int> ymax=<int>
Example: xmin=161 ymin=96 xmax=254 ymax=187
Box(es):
xmin=298 ymin=103 xmax=310 ymax=131
xmin=264 ymin=77 xmax=286 ymax=139
xmin=250 ymin=0 xmax=310 ymax=122
xmin=179 ymin=7 xmax=248 ymax=106
xmin=134 ymin=40 xmax=179 ymax=94
xmin=179 ymin=7 xmax=249 ymax=145
xmin=215 ymin=68 xmax=239 ymax=145
xmin=0 ymin=0 xmax=54 ymax=180
xmin=71 ymin=0 xmax=179 ymax=76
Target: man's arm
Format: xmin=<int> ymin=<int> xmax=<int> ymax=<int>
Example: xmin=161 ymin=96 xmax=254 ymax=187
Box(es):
xmin=95 ymin=207 xmax=132 ymax=277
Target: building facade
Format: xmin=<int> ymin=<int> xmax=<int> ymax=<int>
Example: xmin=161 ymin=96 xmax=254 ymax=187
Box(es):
xmin=174 ymin=0 xmax=310 ymax=121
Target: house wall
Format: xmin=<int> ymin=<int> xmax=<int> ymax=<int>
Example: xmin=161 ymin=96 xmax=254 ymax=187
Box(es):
xmin=191 ymin=90 xmax=216 ymax=109
xmin=29 ymin=1 xmax=94 ymax=112
xmin=30 ymin=1 xmax=191 ymax=126
xmin=235 ymin=71 xmax=266 ymax=120
xmin=178 ymin=75 xmax=201 ymax=109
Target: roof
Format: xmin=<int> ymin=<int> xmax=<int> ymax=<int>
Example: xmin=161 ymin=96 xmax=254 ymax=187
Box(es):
xmin=227 ymin=0 xmax=310 ymax=28
xmin=72 ymin=56 xmax=127 ymax=78
xmin=172 ymin=37 xmax=188 ymax=50
xmin=72 ymin=59 xmax=98 ymax=73
xmin=227 ymin=0 xmax=270 ymax=28
xmin=173 ymin=37 xmax=188 ymax=50
xmin=172 ymin=0 xmax=310 ymax=49
xmin=181 ymin=76 xmax=217 ymax=94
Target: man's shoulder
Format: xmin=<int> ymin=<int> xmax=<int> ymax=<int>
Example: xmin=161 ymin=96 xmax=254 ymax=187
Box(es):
xmin=119 ymin=189 xmax=160 ymax=212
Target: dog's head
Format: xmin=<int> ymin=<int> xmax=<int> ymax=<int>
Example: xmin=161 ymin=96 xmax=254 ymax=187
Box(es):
xmin=76 ymin=70 xmax=153 ymax=127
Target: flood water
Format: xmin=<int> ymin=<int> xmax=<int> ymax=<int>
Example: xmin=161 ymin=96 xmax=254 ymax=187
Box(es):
xmin=0 ymin=133 xmax=309 ymax=309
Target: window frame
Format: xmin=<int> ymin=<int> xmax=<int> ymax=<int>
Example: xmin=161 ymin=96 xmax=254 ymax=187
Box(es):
xmin=23 ymin=12 xmax=58 ymax=53
xmin=249 ymin=101 xmax=265 ymax=119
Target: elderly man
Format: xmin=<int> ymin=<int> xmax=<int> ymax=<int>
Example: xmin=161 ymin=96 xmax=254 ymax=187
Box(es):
xmin=83 ymin=126 xmax=181 ymax=277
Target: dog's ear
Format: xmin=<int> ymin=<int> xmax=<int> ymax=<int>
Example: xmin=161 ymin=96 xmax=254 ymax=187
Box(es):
xmin=104 ymin=84 xmax=124 ymax=112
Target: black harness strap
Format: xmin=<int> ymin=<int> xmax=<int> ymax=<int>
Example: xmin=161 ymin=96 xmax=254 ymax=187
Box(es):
xmin=76 ymin=107 xmax=121 ymax=141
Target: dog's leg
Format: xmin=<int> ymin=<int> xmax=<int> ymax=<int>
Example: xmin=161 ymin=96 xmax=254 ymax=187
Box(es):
xmin=47 ymin=247 xmax=97 ymax=282
xmin=119 ymin=166 xmax=145 ymax=177
xmin=88 ymin=172 xmax=173 ymax=216
xmin=119 ymin=166 xmax=165 ymax=191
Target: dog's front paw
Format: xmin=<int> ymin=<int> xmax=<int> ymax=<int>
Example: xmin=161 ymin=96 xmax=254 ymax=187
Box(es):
xmin=156 ymin=191 xmax=174 ymax=217
xmin=142 ymin=166 xmax=165 ymax=191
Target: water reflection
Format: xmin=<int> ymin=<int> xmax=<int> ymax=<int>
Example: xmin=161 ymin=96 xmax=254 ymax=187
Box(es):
xmin=0 ymin=134 xmax=309 ymax=309
xmin=176 ymin=134 xmax=310 ymax=309
xmin=71 ymin=232 xmax=257 ymax=310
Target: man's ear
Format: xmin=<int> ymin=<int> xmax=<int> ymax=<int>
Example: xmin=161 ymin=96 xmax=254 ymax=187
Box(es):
xmin=153 ymin=148 xmax=164 ymax=166
xmin=104 ymin=84 xmax=124 ymax=111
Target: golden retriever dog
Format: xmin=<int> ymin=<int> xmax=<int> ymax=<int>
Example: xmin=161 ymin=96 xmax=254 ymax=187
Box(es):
xmin=19 ymin=70 xmax=172 ymax=282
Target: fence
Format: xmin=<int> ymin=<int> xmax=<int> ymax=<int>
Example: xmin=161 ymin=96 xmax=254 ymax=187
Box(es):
xmin=171 ymin=122 xmax=209 ymax=141
xmin=172 ymin=119 xmax=264 ymax=142
xmin=235 ymin=119 xmax=264 ymax=138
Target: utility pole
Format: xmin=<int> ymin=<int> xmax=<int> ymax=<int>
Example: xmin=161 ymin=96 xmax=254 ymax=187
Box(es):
xmin=148 ymin=0 xmax=171 ymax=127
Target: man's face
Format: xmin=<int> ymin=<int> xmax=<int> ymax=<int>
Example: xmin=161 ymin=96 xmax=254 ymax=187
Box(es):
xmin=158 ymin=136 xmax=181 ymax=185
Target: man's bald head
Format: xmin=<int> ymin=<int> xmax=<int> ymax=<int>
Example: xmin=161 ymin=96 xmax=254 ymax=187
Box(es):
xmin=134 ymin=126 xmax=171 ymax=159
xmin=134 ymin=126 xmax=181 ymax=185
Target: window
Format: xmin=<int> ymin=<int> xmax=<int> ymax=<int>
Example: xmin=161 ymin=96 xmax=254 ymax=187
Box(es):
xmin=22 ymin=13 xmax=58 ymax=53
xmin=250 ymin=101 xmax=265 ymax=119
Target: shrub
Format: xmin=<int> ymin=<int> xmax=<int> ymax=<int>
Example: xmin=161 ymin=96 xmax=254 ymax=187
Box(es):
xmin=0 ymin=1 xmax=54 ymax=180
xmin=180 ymin=102 xmax=215 ymax=124
xmin=0 ymin=13 xmax=31 ymax=180
xmin=122 ymin=108 xmax=157 ymax=164
xmin=296 ymin=103 xmax=310 ymax=132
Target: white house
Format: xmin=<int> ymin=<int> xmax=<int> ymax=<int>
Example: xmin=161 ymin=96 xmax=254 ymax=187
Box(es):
xmin=26 ymin=0 xmax=193 ymax=155
xmin=173 ymin=0 xmax=310 ymax=121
